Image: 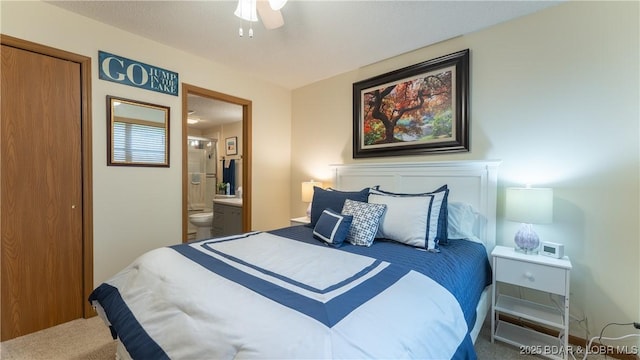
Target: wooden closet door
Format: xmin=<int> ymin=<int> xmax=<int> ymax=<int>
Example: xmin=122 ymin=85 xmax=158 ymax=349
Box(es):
xmin=1 ymin=44 xmax=83 ymax=340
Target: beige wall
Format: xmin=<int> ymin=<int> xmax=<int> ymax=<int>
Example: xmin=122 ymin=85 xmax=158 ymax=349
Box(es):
xmin=292 ymin=1 xmax=639 ymax=342
xmin=3 ymin=0 xmax=638 ymax=345
xmin=204 ymin=121 xmax=243 ymax=190
xmin=1 ymin=1 xmax=292 ymax=284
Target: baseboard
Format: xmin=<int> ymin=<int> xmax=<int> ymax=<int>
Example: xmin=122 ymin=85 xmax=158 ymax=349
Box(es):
xmin=499 ymin=315 xmax=639 ymax=360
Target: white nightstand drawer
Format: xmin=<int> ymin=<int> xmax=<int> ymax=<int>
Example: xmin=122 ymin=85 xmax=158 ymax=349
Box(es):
xmin=495 ymin=257 xmax=567 ymax=295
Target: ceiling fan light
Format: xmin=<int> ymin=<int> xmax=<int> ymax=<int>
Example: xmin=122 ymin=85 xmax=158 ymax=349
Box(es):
xmin=234 ymin=0 xmax=258 ymax=22
xmin=268 ymin=0 xmax=287 ymax=11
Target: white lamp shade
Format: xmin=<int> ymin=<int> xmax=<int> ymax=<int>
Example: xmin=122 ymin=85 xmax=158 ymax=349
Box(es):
xmin=505 ymin=187 xmax=553 ymax=224
xmin=301 ymin=180 xmax=322 ymax=202
xmin=268 ymin=0 xmax=288 ymax=11
xmin=234 ymin=0 xmax=258 ymax=22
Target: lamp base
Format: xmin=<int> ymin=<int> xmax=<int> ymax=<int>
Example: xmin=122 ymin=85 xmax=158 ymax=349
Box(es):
xmin=514 ymin=247 xmax=539 ymax=255
xmin=514 ymin=223 xmax=540 ymax=255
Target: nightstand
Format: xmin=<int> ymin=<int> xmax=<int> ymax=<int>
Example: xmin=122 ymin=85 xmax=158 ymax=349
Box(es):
xmin=491 ymin=245 xmax=572 ymax=360
xmin=290 ymin=216 xmax=310 ymax=226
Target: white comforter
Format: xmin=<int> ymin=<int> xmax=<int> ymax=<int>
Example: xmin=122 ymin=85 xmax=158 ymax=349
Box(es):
xmin=92 ymin=232 xmax=468 ymax=359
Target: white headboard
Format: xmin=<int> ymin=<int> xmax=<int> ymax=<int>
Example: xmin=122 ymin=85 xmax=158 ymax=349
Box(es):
xmin=332 ymin=160 xmax=500 ymax=252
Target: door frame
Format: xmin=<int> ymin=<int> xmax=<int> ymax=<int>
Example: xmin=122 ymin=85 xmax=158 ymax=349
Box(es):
xmin=181 ymin=83 xmax=252 ymax=242
xmin=0 ymin=34 xmax=94 ymax=318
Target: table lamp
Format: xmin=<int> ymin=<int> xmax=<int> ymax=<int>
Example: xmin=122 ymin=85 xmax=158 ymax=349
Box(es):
xmin=505 ymin=187 xmax=553 ymax=254
xmin=301 ymin=180 xmax=322 ymax=218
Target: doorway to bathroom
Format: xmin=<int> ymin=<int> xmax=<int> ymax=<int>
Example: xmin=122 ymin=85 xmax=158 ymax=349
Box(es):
xmin=181 ymin=84 xmax=252 ymax=242
xmin=187 ymin=136 xmax=217 ymax=239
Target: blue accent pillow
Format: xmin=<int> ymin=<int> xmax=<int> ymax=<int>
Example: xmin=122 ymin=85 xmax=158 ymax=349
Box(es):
xmin=309 ymin=187 xmax=370 ymax=228
xmin=313 ymin=209 xmax=353 ymax=247
xmin=341 ymin=199 xmax=387 ymax=247
xmin=369 ymin=185 xmax=449 ymax=249
xmin=433 ymin=185 xmax=450 ymax=245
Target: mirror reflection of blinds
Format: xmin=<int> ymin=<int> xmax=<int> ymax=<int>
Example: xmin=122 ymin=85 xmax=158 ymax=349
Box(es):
xmin=113 ymin=121 xmax=166 ymax=163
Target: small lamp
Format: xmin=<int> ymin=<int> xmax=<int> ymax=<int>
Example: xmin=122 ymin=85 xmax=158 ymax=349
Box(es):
xmin=301 ymin=180 xmax=322 ymax=218
xmin=505 ymin=187 xmax=553 ymax=254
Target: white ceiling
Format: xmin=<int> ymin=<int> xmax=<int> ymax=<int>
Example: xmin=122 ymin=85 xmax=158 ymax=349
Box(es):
xmin=48 ymin=0 xmax=561 ymax=91
xmin=187 ymin=94 xmax=243 ymax=129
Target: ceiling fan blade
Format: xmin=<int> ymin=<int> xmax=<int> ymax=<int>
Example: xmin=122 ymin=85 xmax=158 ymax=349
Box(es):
xmin=256 ymin=0 xmax=284 ymax=30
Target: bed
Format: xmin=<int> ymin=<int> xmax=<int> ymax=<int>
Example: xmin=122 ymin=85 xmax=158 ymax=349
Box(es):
xmin=89 ymin=160 xmax=499 ymax=359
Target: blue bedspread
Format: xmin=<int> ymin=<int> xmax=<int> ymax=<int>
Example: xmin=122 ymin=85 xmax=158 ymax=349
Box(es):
xmin=271 ymin=225 xmax=492 ymax=360
xmin=270 ymin=225 xmax=492 ymax=329
xmin=90 ymin=228 xmax=490 ymax=359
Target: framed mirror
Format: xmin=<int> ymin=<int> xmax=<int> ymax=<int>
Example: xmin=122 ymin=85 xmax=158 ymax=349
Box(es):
xmin=107 ymin=95 xmax=170 ymax=167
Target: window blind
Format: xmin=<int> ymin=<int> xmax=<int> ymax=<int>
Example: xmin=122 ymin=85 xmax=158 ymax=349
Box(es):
xmin=113 ymin=121 xmax=166 ymax=164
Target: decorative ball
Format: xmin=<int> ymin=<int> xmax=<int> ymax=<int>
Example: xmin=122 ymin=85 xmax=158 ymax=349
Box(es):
xmin=514 ymin=224 xmax=540 ymax=254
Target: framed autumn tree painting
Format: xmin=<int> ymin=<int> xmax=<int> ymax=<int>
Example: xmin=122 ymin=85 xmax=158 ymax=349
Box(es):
xmin=353 ymin=49 xmax=469 ymax=158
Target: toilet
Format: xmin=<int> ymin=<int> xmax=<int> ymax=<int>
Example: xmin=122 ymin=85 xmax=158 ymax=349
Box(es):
xmin=188 ymin=211 xmax=213 ymax=240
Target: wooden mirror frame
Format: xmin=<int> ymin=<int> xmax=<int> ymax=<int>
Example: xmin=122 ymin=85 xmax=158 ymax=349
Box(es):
xmin=107 ymin=95 xmax=170 ymax=167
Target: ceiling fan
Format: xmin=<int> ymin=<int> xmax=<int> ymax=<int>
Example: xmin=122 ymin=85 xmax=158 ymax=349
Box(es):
xmin=234 ymin=0 xmax=288 ymax=37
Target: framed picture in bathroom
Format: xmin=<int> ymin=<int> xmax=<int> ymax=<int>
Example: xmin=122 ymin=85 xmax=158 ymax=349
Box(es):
xmin=225 ymin=136 xmax=238 ymax=156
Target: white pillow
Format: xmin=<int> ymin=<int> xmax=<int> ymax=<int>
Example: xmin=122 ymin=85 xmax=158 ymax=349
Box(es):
xmin=369 ymin=193 xmax=429 ymax=248
xmin=448 ymin=202 xmax=481 ymax=243
xmin=369 ymin=188 xmax=447 ymax=251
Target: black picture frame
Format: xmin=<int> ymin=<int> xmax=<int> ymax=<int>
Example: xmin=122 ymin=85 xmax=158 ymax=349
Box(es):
xmin=353 ymin=49 xmax=469 ymax=158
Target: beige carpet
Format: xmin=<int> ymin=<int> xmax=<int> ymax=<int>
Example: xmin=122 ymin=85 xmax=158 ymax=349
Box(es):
xmin=1 ymin=316 xmax=606 ymax=359
xmin=0 ymin=317 xmax=115 ymax=360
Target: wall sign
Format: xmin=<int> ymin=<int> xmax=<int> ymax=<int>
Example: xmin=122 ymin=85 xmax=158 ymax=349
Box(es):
xmin=99 ymin=51 xmax=179 ymax=96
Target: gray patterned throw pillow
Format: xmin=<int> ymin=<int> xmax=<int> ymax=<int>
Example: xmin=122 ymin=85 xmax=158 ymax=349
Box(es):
xmin=341 ymin=199 xmax=387 ymax=247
